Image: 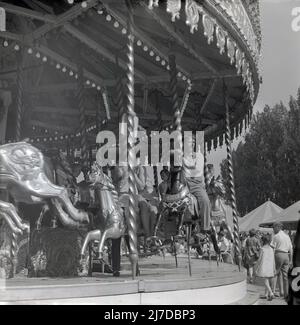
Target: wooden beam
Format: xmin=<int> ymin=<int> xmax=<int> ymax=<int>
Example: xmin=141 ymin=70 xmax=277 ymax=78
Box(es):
xmin=82 ymin=17 xmax=164 ymax=77
xmin=147 ymin=70 xmax=240 ymax=83
xmin=22 ymin=0 xmax=54 ymax=14
xmin=27 ymin=83 xmax=77 ymax=93
xmin=101 ymin=0 xmax=191 ymax=78
xmin=0 ymin=2 xmax=55 ymax=23
xmin=35 ymin=44 xmax=115 ymax=86
xmin=24 ymin=0 xmax=99 ymax=43
xmin=30 ymin=120 xmax=75 ymax=132
xmin=141 ymin=2 xmax=218 ymax=75
xmin=31 ymin=103 xmax=215 ymax=127
xmin=32 ymin=106 xmax=95 ymax=116
xmin=63 ymin=23 xmax=146 ymax=82
xmin=200 ymin=79 xmax=217 ymax=114
xmin=0 ymin=31 xmax=24 ymax=42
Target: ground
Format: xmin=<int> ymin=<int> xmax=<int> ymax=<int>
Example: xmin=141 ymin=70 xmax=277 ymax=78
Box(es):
xmin=248 ymin=281 xmax=287 ymax=305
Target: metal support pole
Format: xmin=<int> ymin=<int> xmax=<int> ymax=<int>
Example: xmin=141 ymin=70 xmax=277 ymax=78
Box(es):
xmin=168 ymin=53 xmax=181 ymax=135
xmin=125 ymin=0 xmax=138 ymax=280
xmin=77 ymin=66 xmax=89 ymax=170
xmin=96 ymin=92 xmax=103 ymax=132
xmin=15 ymin=49 xmax=24 ymax=141
xmin=204 ymin=146 xmax=220 ymax=266
xmin=186 ymin=223 xmax=192 ymax=277
xmin=224 ymin=83 xmax=242 ymax=271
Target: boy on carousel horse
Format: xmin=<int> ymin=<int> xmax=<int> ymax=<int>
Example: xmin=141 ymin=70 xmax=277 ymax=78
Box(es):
xmin=181 ymin=134 xmax=211 ymax=233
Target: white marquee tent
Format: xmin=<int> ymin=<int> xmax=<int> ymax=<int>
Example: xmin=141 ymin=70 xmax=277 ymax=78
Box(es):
xmin=239 ymin=200 xmax=283 ymax=232
xmin=260 ymin=201 xmax=300 ymax=230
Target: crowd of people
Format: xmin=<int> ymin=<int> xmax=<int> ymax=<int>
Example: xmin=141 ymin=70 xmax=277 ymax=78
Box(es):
xmin=241 ymin=222 xmax=294 ymax=301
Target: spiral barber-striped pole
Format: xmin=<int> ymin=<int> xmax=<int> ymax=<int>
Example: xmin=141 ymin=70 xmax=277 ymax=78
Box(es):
xmin=12 ymin=50 xmax=23 ymax=275
xmin=96 ymin=92 xmax=103 ymax=132
xmin=10 ymin=231 xmax=18 ymax=276
xmin=153 ymin=92 xmax=163 ymax=194
xmin=116 ymin=76 xmax=125 ymax=122
xmin=15 ymin=50 xmax=24 ymax=141
xmin=180 ymin=83 xmax=192 ymax=119
xmin=77 ymin=66 xmax=88 ymax=168
xmin=224 ymin=88 xmax=242 ymax=270
xmin=204 ymin=146 xmax=210 ymax=190
xmin=125 ymin=0 xmax=138 ymax=279
xmin=169 ymin=54 xmax=181 ymax=135
xmin=204 ymin=147 xmax=219 ymax=263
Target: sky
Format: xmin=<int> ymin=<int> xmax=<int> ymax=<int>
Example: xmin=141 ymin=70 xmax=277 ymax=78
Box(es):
xmin=208 ymin=0 xmax=300 ymax=174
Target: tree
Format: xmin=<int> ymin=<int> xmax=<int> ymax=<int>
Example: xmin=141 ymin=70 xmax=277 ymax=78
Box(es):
xmin=220 ymin=88 xmax=300 ymax=216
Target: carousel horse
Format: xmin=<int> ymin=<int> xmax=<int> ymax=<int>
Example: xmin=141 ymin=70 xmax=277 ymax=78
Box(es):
xmin=150 ymin=154 xmax=222 ymax=267
xmin=80 ymin=162 xmax=126 ymax=261
xmin=0 ymin=141 xmax=89 ymax=237
xmin=207 ymin=175 xmax=234 ymax=241
xmin=152 ymin=164 xmax=198 ymax=240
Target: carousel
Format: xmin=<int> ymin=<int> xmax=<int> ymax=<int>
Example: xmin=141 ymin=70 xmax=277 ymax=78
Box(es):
xmin=0 ymin=0 xmax=261 ymax=304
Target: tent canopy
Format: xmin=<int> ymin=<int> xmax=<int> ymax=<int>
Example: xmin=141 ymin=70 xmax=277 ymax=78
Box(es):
xmin=239 ymin=200 xmax=283 ymax=232
xmin=260 ymin=201 xmax=300 ymax=230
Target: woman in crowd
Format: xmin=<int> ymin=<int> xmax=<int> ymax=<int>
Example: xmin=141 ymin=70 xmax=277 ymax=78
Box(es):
xmin=244 ymin=228 xmax=261 ymax=283
xmin=255 ymin=233 xmax=276 ymax=300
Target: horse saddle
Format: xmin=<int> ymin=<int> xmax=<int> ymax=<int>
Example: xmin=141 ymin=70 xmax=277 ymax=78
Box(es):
xmin=163 ymin=186 xmax=199 ymax=217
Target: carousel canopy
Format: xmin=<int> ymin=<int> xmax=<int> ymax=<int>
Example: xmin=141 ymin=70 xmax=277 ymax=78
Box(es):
xmin=259 ymin=201 xmax=300 ymax=230
xmin=0 ymin=0 xmax=261 ymax=154
xmin=239 ymin=200 xmax=283 ymax=232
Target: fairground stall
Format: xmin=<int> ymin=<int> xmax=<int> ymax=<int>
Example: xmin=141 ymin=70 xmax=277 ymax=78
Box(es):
xmin=0 ymin=0 xmax=261 ymax=304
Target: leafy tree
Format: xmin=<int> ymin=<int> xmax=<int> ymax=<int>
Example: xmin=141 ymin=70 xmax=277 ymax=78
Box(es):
xmin=220 ymin=88 xmax=300 ymax=216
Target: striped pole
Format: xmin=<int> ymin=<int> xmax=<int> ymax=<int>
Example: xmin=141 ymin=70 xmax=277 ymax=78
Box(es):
xmin=224 ymin=85 xmax=242 ymax=271
xmin=115 ymin=53 xmax=125 ymax=124
xmin=15 ymin=50 xmax=24 ymax=141
xmin=204 ymin=145 xmax=210 ymax=190
xmin=12 ymin=50 xmax=24 ymax=275
xmin=169 ymin=54 xmax=181 ymax=135
xmin=125 ymin=0 xmax=138 ymax=279
xmin=76 ymin=66 xmax=88 ymax=169
xmin=102 ymin=88 xmax=111 ymax=121
xmin=153 ymin=91 xmax=163 ymax=194
xmin=10 ymin=231 xmax=18 ymax=276
xmin=179 ymin=83 xmax=192 ymax=119
xmin=96 ymin=92 xmax=103 ymax=132
xmin=204 ymin=147 xmax=220 ymax=264
xmin=116 ymin=76 xmax=125 ymax=122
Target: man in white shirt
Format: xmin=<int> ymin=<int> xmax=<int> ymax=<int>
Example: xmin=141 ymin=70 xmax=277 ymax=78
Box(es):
xmin=271 ymin=222 xmax=293 ymax=299
xmin=182 ymin=135 xmax=211 ymax=231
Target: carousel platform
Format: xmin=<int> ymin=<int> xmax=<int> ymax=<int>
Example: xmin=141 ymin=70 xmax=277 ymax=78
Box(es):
xmin=0 ymin=256 xmax=254 ymax=305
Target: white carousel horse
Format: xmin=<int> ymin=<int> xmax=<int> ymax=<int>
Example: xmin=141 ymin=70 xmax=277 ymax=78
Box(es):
xmin=0 ymin=141 xmax=89 ymax=235
xmin=80 ymin=162 xmax=126 ymax=260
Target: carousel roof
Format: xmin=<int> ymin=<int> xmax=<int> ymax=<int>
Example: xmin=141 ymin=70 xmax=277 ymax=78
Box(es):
xmin=0 ymin=0 xmax=261 ymax=153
